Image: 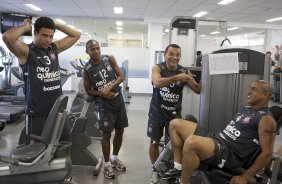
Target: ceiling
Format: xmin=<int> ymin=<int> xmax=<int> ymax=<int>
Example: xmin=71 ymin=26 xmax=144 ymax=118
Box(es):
xmin=0 ymin=0 xmax=281 ymax=39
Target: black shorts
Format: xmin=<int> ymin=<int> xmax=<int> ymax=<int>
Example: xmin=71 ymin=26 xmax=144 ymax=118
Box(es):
xmin=97 ymin=105 xmax=128 ymax=133
xmin=194 ymin=125 xmax=236 ymax=169
xmin=147 ymin=118 xmax=169 ymax=141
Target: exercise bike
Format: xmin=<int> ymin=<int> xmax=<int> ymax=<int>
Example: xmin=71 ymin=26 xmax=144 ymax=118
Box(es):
xmin=67 ymin=93 xmax=103 ymax=176
xmin=0 ymin=95 xmax=73 ymax=184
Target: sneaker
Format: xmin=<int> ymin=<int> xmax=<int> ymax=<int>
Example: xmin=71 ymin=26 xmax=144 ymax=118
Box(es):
xmin=111 ymin=158 xmax=126 ymax=171
xmin=172 ymin=178 xmax=181 ymax=184
xmin=162 ymin=168 xmax=181 ymax=180
xmin=104 ymin=164 xmax=115 ymax=179
xmin=150 ymin=171 xmax=160 ymax=184
xmin=63 ymin=176 xmax=77 ymax=184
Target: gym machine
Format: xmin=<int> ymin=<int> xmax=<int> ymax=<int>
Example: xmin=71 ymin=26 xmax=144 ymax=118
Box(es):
xmin=121 ymin=60 xmax=130 ymax=104
xmin=154 ymin=108 xmax=282 ymax=184
xmin=69 ymin=94 xmax=103 ymax=176
xmin=153 ymin=47 xmax=282 ymax=183
xmin=70 ymin=59 xmax=103 ymax=139
xmin=0 ymin=95 xmax=72 ymax=184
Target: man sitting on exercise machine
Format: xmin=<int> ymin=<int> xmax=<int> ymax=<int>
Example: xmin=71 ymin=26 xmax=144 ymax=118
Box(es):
xmin=163 ymin=80 xmax=277 ymax=184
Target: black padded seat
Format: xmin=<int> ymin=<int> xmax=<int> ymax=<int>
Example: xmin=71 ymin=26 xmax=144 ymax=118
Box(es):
xmin=9 ymin=95 xmax=68 ymax=162
xmin=10 ymin=142 xmax=46 ymax=162
xmin=76 ymin=92 xmax=95 ymax=102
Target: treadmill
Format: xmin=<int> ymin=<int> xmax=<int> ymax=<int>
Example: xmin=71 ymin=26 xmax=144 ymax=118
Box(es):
xmin=0 ymin=65 xmax=25 ymax=123
xmin=0 ymin=64 xmax=25 ymax=123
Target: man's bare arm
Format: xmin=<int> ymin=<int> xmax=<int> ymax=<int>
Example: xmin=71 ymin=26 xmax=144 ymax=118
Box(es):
xmin=83 ymin=69 xmax=100 ymax=97
xmin=53 ymin=24 xmax=81 ymax=53
xmin=186 ymin=71 xmax=201 ymax=94
xmin=151 ymin=65 xmax=190 ymax=88
xmin=2 ymin=19 xmax=30 ymax=64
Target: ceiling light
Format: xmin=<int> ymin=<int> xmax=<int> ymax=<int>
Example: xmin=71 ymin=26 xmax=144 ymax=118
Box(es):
xmin=114 ymin=7 xmax=123 ymax=14
xmin=55 ymin=19 xmax=66 ymax=24
xmin=193 ymin=11 xmax=208 ymax=18
xmin=117 ymin=31 xmax=123 ymax=34
xmin=266 ymin=17 xmax=282 ymax=22
xmin=25 ymin=4 xmax=42 ymax=11
xmin=210 ymin=31 xmax=221 ymax=35
xmin=117 ymin=27 xmax=123 ymax=31
xmin=164 ymin=29 xmax=169 ymax=33
xmin=217 ymin=0 xmax=237 ymax=5
xmin=227 ymin=27 xmax=239 ymax=31
xmin=200 ymin=34 xmax=207 ymax=37
xmin=116 ymin=21 xmax=123 ymax=26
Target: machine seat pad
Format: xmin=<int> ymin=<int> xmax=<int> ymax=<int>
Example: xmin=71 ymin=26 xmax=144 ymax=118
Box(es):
xmin=198 ymin=162 xmax=245 ymax=180
xmin=76 ymin=92 xmax=95 ymax=102
xmin=10 ymin=142 xmax=47 ymax=162
xmin=209 ymin=167 xmax=245 ymax=179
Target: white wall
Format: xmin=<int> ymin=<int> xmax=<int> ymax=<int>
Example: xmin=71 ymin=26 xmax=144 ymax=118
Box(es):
xmin=128 ymin=78 xmax=152 ymax=94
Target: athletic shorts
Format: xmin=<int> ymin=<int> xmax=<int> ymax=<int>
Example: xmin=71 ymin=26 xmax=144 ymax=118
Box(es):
xmin=194 ymin=125 xmax=237 ymax=169
xmin=97 ymin=105 xmax=128 ymax=133
xmin=147 ymin=118 xmax=169 ymax=141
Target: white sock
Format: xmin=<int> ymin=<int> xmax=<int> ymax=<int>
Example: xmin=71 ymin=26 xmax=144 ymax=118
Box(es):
xmin=111 ymin=155 xmax=118 ymax=161
xmin=174 ymin=162 xmax=182 ymax=170
xmin=105 ymin=161 xmax=111 ymax=166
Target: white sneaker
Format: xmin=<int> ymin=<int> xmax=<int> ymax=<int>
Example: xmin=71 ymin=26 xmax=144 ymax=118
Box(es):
xmin=150 ymin=171 xmax=160 ymax=184
xmin=104 ymin=164 xmax=115 ymax=179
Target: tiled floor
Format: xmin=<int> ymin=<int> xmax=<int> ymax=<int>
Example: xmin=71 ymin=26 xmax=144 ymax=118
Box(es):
xmin=0 ymin=95 xmax=281 ymax=184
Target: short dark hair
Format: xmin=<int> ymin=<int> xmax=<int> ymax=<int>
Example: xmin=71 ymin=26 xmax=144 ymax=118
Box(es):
xmin=197 ymin=51 xmax=202 ymax=56
xmin=266 ymin=51 xmax=271 ymax=55
xmin=34 ymin=17 xmax=55 ymax=33
xmin=164 ymin=44 xmax=181 ymax=54
xmin=85 ymin=39 xmax=99 ymax=51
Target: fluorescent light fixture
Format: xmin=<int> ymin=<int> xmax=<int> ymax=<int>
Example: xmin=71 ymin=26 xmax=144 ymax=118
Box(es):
xmin=116 ymin=21 xmax=123 ymax=26
xmin=117 ymin=27 xmax=123 ymax=31
xmin=217 ymin=0 xmax=237 ymax=5
xmin=55 ymin=19 xmax=66 ymax=25
xmin=114 ymin=7 xmax=123 ymax=14
xmin=266 ymin=17 xmax=282 ymax=22
xmin=25 ymin=4 xmax=42 ymax=11
xmin=67 ymin=25 xmax=76 ymax=29
xmin=210 ymin=31 xmax=221 ymax=34
xmin=193 ymin=11 xmax=208 ymax=18
xmin=227 ymin=27 xmax=239 ymax=31
xmin=164 ymin=29 xmax=169 ymax=33
xmin=117 ymin=31 xmax=123 ymax=34
xmin=200 ymin=34 xmax=207 ymax=37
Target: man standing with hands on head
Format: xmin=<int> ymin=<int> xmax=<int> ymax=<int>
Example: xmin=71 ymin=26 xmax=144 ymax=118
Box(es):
xmin=2 ymin=17 xmax=81 ymax=143
xmin=148 ymin=44 xmax=201 ymax=184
